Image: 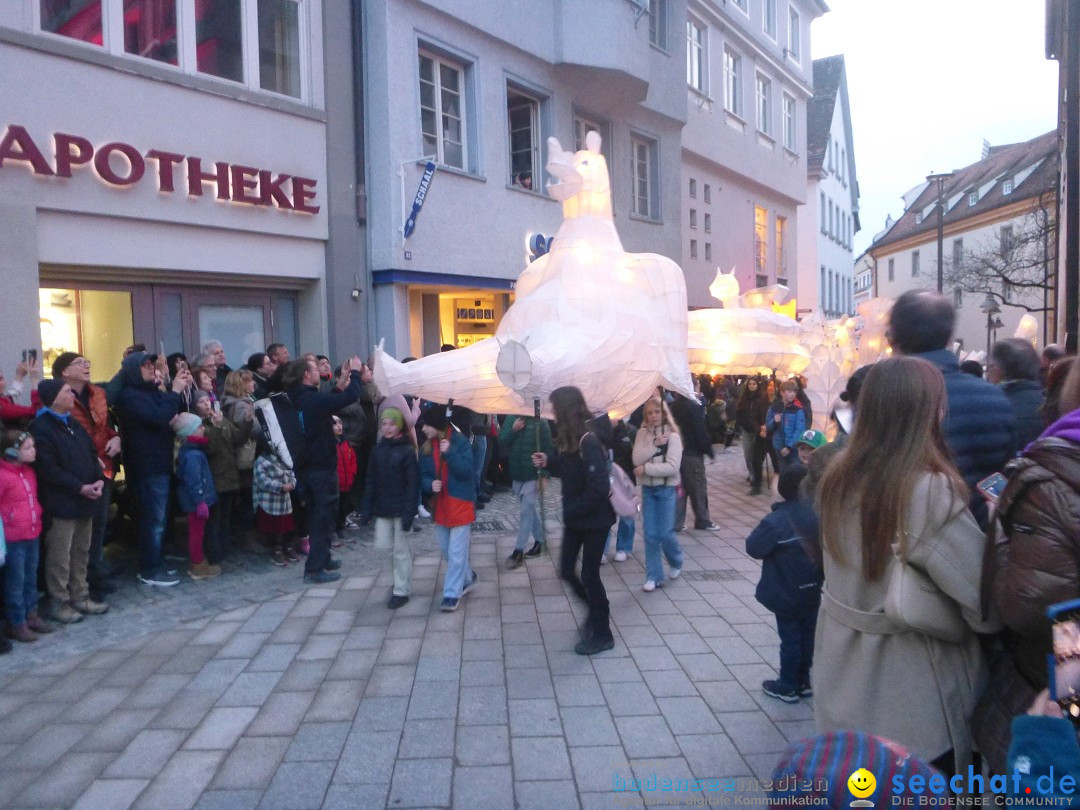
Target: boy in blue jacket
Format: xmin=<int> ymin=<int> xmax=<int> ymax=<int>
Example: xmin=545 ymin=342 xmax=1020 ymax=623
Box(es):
xmin=766 ymin=380 xmax=807 ymax=473
xmin=746 ymin=463 xmax=821 ymax=703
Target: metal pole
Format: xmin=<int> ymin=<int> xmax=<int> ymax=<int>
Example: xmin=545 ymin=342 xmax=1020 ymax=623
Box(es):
xmin=534 ymin=397 xmax=546 ymax=551
xmin=1064 ymin=0 xmax=1080 ymax=352
xmin=927 ymin=173 xmax=953 ymax=293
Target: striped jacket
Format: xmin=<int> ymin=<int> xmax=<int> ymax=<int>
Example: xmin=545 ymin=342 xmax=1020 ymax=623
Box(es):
xmin=253 ymin=453 xmax=296 ymax=516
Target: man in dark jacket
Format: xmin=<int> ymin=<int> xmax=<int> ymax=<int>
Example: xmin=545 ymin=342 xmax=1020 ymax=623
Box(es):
xmin=32 ymin=379 xmax=107 ymax=623
xmin=889 ymin=290 xmax=1015 ymax=528
xmin=284 ymin=356 xmax=364 ymax=583
xmin=114 ymin=351 xmax=191 ymax=586
xmin=670 ymin=393 xmax=718 ymax=531
xmin=987 ymin=338 xmax=1045 ymax=455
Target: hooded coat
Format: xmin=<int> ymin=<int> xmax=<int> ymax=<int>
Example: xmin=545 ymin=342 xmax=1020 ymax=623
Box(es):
xmin=114 ymin=352 xmax=183 ymax=478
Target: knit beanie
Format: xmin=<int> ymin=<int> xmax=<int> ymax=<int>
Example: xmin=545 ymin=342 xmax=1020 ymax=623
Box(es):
xmin=172 ymin=412 xmax=203 ymax=439
xmin=37 ymin=379 xmax=65 ymax=407
xmin=420 ymin=403 xmax=448 ymax=432
xmin=769 ymin=731 xmax=942 ymax=809
xmin=191 ymin=390 xmax=210 ymax=406
xmin=51 ymin=352 xmax=83 ymax=379
xmin=381 ymin=407 xmax=405 ymax=430
xmin=777 ymin=463 xmax=807 ymax=501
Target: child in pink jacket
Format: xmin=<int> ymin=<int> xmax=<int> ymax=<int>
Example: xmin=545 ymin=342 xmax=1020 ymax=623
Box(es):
xmin=0 ymin=431 xmax=54 ymax=643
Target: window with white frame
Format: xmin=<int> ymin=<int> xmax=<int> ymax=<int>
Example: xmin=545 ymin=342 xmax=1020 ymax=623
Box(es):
xmin=782 ymin=92 xmax=795 ymax=151
xmin=723 ymin=47 xmax=741 ymax=116
xmin=507 ymin=86 xmax=543 ymax=189
xmin=37 ymin=0 xmax=307 ymax=99
xmin=820 ymin=266 xmax=826 ymax=305
xmin=764 ymin=0 xmax=777 ymax=38
xmin=630 ymin=134 xmax=659 ymax=220
xmin=756 ymin=74 xmax=771 ymax=134
xmin=573 ymin=112 xmax=611 ymax=174
xmin=649 ymin=0 xmax=668 ymax=49
xmin=969 ymin=191 xmax=978 ymax=207
xmin=1003 ymin=178 xmax=1014 ymax=195
xmin=787 ymin=7 xmax=801 ymax=62
xmin=420 ymin=51 xmax=468 ymax=170
xmin=687 ymin=19 xmax=705 ymax=92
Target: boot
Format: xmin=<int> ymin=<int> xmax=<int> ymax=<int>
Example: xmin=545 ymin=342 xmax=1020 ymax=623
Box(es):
xmin=27 ymin=612 xmax=55 ymax=634
xmin=8 ymin=623 xmax=38 ymax=643
xmin=506 ymin=549 xmax=524 ymax=569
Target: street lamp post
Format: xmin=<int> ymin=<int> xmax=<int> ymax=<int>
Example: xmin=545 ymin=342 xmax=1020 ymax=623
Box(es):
xmin=980 ymin=293 xmax=1001 ymax=356
xmin=926 ymin=172 xmax=955 ymax=293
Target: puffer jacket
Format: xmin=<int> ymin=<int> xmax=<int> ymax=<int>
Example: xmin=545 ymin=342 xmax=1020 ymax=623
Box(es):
xmin=1001 ymin=379 xmax=1045 ymax=457
xmin=0 ymin=459 xmax=43 ymax=541
xmin=498 ymin=416 xmax=552 ymax=483
xmin=359 ymin=434 xmax=419 ymax=523
xmin=31 ymin=410 xmax=104 ymax=519
xmin=986 ymin=429 xmax=1080 ymax=690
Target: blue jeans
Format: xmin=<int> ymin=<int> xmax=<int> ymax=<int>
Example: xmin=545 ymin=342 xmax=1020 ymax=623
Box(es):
xmin=4 ymin=538 xmax=40 ymax=626
xmin=641 ymin=485 xmax=682 ymax=584
xmin=776 ymin=606 xmax=818 ymax=690
xmin=435 ymin=523 xmax=474 ymax=599
xmin=136 ymin=473 xmax=171 ymax=578
xmin=298 ymin=467 xmax=339 ymax=576
xmin=512 ymin=479 xmax=543 ymax=552
xmin=472 ymin=435 xmax=488 ymax=493
xmin=603 ymin=515 xmax=636 ymax=555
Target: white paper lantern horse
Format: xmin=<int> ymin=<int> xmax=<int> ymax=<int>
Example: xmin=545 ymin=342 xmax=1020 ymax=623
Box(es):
xmin=374 ymin=132 xmax=695 ymax=418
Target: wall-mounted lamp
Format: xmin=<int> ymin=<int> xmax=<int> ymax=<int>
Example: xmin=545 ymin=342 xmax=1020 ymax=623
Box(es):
xmin=351 ymin=288 xmax=361 ymax=302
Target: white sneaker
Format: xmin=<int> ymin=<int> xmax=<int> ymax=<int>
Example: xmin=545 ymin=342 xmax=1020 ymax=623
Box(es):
xmin=669 ymin=568 xmax=682 ymax=580
xmin=613 ymin=551 xmax=627 ymax=562
xmin=599 ymin=554 xmax=608 ymax=565
xmin=642 ymin=580 xmax=657 ymax=592
xmin=418 ymin=504 xmax=431 ymax=519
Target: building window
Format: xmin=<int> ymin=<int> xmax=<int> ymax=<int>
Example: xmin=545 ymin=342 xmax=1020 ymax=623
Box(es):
xmin=121 ymin=0 xmax=179 ymax=64
xmin=196 ymin=1 xmax=244 ymax=83
xmin=911 ymin=250 xmax=920 ymax=277
xmin=755 ymin=74 xmax=771 ymax=134
xmin=258 ymin=0 xmax=302 ymax=98
xmin=764 ymin=0 xmax=777 ymax=38
xmin=819 ymin=192 xmax=826 ymax=233
xmin=732 ymin=0 xmax=748 ymax=12
xmin=689 ymin=178 xmax=697 ymax=199
xmin=1003 ymin=178 xmax=1014 ymax=195
xmin=687 ymin=19 xmax=705 ymax=92
xmin=690 ymin=239 xmax=698 ymax=259
xmin=888 ymin=258 xmax=895 ymax=282
xmin=704 ymin=212 xmax=711 ymax=232
xmin=787 ymin=7 xmax=801 ymax=62
xmin=775 ymin=215 xmax=786 ymax=277
xmin=1000 ymin=224 xmax=1014 ymax=252
xmin=954 ymin=287 xmax=963 ymax=308
xmin=968 ymin=191 xmax=978 ymax=207
xmin=952 ymin=238 xmax=964 ymax=270
xmin=915 ymin=211 xmax=923 ymax=224
xmin=754 ymin=205 xmax=768 ymax=276
xmin=705 ymin=243 xmax=712 ymax=261
xmin=573 ymin=113 xmax=611 ymax=164
xmin=41 ymin=0 xmax=104 ymax=46
xmin=507 ymin=86 xmax=542 ymax=189
xmin=703 ymin=183 xmax=711 ymax=203
xmin=419 ymin=51 xmax=467 ymax=169
xmin=689 ymin=208 xmax=698 ymax=229
xmin=723 ymin=48 xmax=741 ymax=116
xmin=649 ymin=0 xmax=668 ymax=48
xmin=828 ymin=199 xmax=834 ymax=238
xmin=630 ymin=134 xmax=659 ymax=220
xmin=782 ymin=93 xmax=796 ymax=151
xmin=820 ymin=266 xmax=826 ymax=306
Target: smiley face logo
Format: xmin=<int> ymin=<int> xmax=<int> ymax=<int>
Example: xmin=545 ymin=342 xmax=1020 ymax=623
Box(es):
xmin=847 ymin=769 xmax=877 ymax=799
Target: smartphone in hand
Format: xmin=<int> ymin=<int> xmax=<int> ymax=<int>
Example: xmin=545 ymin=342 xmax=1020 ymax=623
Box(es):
xmin=1047 ymin=598 xmax=1080 ymax=724
xmin=976 ymin=472 xmax=1007 ymax=502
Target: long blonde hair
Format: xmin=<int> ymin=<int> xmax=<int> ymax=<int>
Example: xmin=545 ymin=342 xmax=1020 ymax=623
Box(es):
xmin=817 ymin=356 xmax=966 ymax=581
xmin=642 ymin=396 xmax=680 ymax=436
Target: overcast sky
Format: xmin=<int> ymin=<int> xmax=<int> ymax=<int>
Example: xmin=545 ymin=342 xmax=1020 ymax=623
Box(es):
xmin=811 ymin=0 xmax=1060 ymax=256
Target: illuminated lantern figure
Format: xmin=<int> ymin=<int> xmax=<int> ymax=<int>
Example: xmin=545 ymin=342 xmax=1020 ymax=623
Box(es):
xmin=374 ymin=132 xmax=695 ymax=418
xmin=686 ymin=268 xmax=811 ymax=377
xmin=1014 ymin=313 xmax=1039 ymax=347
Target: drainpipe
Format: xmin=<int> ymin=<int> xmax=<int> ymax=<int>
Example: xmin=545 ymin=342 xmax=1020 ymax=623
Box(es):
xmin=1064 ymin=0 xmax=1080 ymax=351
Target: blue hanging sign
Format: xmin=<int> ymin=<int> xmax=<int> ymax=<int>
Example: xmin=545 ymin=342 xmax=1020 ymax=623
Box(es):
xmin=403 ymin=161 xmax=437 ymax=239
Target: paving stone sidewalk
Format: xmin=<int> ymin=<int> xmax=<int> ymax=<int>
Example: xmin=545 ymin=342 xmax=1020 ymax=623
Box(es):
xmin=0 ymin=447 xmax=815 ymax=809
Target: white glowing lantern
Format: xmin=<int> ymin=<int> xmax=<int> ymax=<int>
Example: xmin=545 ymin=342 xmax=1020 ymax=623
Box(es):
xmin=686 ymin=268 xmax=811 ymax=377
xmin=373 ymin=132 xmax=696 ymax=418
xmin=1014 ymin=314 xmax=1039 ymax=347
xmin=797 ymin=311 xmax=860 ymax=433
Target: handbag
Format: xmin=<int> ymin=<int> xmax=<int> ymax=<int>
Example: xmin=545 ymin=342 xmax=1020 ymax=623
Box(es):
xmin=884 ymin=542 xmax=967 ymax=643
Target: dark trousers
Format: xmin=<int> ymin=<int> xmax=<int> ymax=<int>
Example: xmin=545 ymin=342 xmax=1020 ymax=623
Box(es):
xmin=86 ymin=478 xmax=112 ymax=583
xmin=298 ymin=468 xmax=339 ymax=575
xmin=741 ymin=429 xmax=766 ymax=487
xmin=675 ymin=454 xmax=711 ymax=529
xmin=776 ymin=607 xmax=818 ymax=690
xmin=560 ymin=525 xmax=612 ymax=641
xmin=204 ymin=490 xmax=236 ymax=564
xmin=335 ymin=491 xmax=353 ymax=533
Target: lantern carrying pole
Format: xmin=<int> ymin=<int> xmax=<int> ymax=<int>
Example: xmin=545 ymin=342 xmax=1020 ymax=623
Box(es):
xmin=534 ymin=397 xmax=547 ymax=552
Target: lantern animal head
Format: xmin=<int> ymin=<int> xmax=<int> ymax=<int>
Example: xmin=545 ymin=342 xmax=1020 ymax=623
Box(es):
xmin=708 ymin=268 xmax=742 ymax=308
xmin=546 ymin=132 xmax=612 ymax=220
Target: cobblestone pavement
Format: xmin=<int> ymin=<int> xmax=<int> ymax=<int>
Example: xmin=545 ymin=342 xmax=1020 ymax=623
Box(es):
xmin=0 ymin=446 xmax=815 ymax=809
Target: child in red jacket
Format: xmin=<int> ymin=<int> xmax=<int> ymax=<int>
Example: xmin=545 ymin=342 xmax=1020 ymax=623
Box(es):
xmin=334 ymin=416 xmax=357 ymax=544
xmin=0 ymin=431 xmax=54 ymax=644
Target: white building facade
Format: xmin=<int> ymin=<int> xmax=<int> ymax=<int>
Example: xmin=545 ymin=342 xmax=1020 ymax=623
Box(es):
xmin=0 ymin=0 xmax=332 ymax=377
xmin=796 ymin=54 xmax=858 ymax=320
xmin=680 ymin=0 xmax=827 ymax=309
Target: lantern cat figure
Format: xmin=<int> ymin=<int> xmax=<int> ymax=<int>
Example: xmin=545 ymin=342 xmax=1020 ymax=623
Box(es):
xmin=373 ymin=132 xmax=695 ymax=418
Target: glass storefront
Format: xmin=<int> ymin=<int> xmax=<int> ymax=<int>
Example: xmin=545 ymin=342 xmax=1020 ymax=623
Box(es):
xmin=39 ymin=288 xmax=133 ymax=378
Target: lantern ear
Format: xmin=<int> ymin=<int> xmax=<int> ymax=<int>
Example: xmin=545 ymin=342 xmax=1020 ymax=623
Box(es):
xmin=585 ymin=130 xmax=602 ymax=154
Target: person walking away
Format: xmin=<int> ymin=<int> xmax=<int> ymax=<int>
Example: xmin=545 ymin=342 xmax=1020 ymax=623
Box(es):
xmin=173 ymin=412 xmax=220 ymax=580
xmin=632 ymin=397 xmax=684 ymax=592
xmin=746 ymin=463 xmax=821 ymax=702
xmin=0 ymin=431 xmax=53 ymax=642
xmin=736 ymin=377 xmax=769 ymax=495
xmin=32 ymin=380 xmax=107 ymax=622
xmin=814 ymin=356 xmax=1001 ymax=777
xmin=670 ymin=393 xmax=718 ymax=531
xmin=358 ymin=407 xmax=420 ymax=608
xmin=253 ymin=444 xmax=298 ymax=567
xmin=501 ymin=412 xmax=553 ymax=568
xmin=283 ymin=356 xmax=364 ymax=584
xmin=419 ymin=404 xmax=477 ymax=612
xmin=531 ymin=386 xmax=616 ymax=655
xmin=333 ymin=416 xmax=358 ymax=544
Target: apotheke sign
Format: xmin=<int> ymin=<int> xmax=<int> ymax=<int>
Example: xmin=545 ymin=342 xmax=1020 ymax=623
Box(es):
xmin=0 ymin=124 xmax=320 ymax=214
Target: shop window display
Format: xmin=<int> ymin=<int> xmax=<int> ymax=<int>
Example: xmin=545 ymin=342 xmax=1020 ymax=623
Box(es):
xmin=39 ymin=288 xmax=134 ymax=379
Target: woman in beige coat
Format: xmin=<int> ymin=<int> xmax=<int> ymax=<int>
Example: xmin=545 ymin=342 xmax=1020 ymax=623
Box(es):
xmin=632 ymin=396 xmax=683 ymax=592
xmin=814 ymin=356 xmax=1000 ymax=777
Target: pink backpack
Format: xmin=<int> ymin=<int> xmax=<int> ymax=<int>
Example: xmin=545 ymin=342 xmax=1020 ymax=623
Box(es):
xmin=580 ymin=433 xmax=640 ymax=517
